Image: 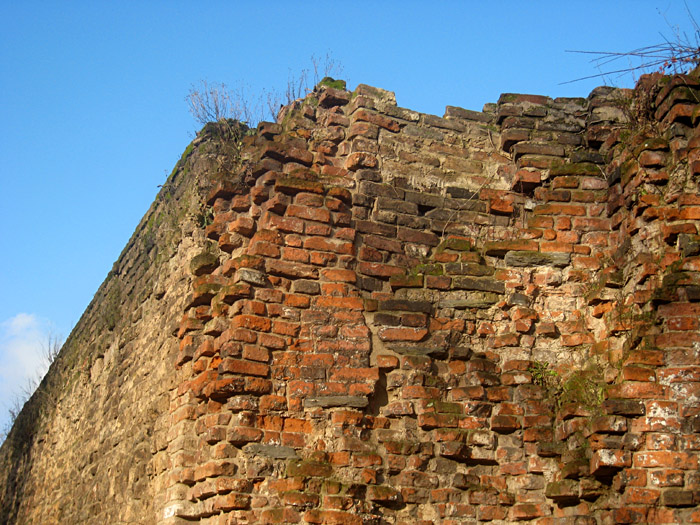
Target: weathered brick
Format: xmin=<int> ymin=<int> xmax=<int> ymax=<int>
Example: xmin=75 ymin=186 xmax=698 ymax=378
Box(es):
xmin=378 ymin=327 xmax=428 ymax=342
xmin=634 ymin=451 xmax=699 ymax=469
xmin=232 ymin=315 xmax=271 ymax=333
xmin=286 ymin=204 xmax=331 ymax=223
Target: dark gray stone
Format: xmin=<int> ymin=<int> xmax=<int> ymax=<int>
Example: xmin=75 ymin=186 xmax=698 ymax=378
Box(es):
xmin=378 ymin=300 xmax=433 ymax=313
xmin=504 ymin=250 xmax=570 ymax=268
xmin=237 ymin=268 xmax=267 ymax=286
xmin=444 ymin=263 xmax=494 ymax=276
xmin=292 ymin=280 xmax=320 ymax=295
xmin=304 ymin=396 xmax=369 ymax=408
xmin=451 ymin=277 xmax=505 ymax=294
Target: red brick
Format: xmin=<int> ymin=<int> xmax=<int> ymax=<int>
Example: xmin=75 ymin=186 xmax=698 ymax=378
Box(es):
xmin=590 ymin=449 xmax=632 ymax=475
xmin=657 ymin=367 xmax=700 ymax=383
xmin=491 ymin=333 xmax=520 ymax=348
xmin=266 ymin=259 xmax=318 ymax=279
xmin=345 ymin=152 xmax=378 ymax=171
xmin=533 ymin=203 xmax=586 ymax=216
xmin=272 ymin=320 xmax=300 ymax=337
xmin=607 ymin=382 xmax=667 ymax=399
xmin=669 ymin=316 xmax=700 ymax=332
xmin=232 ymin=315 xmax=271 ymax=332
xmin=241 ymin=299 xmax=266 ymax=316
xmin=286 ymin=204 xmax=331 ymax=223
xmin=330 ymin=367 xmax=379 ymax=383
xmin=490 ymin=415 xmax=520 ymax=432
xmin=281 ymin=247 xmax=309 ymax=263
xmin=622 ymin=366 xmax=656 ymax=382
xmin=242 ymin=345 xmax=270 ymax=362
xmin=351 ymin=452 xmax=383 ymax=467
xmin=509 ymin=503 xmax=550 ymax=520
xmin=650 ymin=469 xmax=685 ymax=487
xmin=483 ymin=239 xmax=539 ymax=255
xmin=561 ymin=333 xmax=594 ymax=346
xmin=376 ymin=355 xmax=399 ymax=369
xmin=306 ymin=222 xmax=332 ymax=236
xmin=251 ymin=228 xmax=284 ymax=245
xmin=353 ymin=109 xmax=400 ymax=132
xmin=358 ymin=262 xmax=405 ymax=277
xmin=304 ymin=236 xmax=353 ymax=254
xmin=624 ymin=487 xmax=661 ymax=505
xmin=219 ymin=358 xmax=270 ymax=377
xmin=378 ymin=327 xmax=428 ymax=342
xmin=647 ymin=508 xmax=681 ymax=523
xmin=680 ymin=206 xmax=700 ymax=220
xmin=293 ymin=192 xmax=323 ymax=207
xmin=230 ymin=216 xmax=255 ymax=236
xmin=612 ymin=507 xmax=648 ymax=523
xmin=260 ymin=395 xmax=287 ymax=412
xmin=656 ymin=332 xmax=700 ymax=348
xmin=426 ymin=275 xmax=451 ymax=289
xmin=523 ymin=427 xmax=553 ymax=442
xmin=321 ymin=268 xmax=357 ymax=282
xmin=478 ymin=505 xmax=508 ymax=521
xmin=634 ymin=451 xmax=699 ymax=469
xmin=402 ymin=385 xmax=441 ymax=399
xmin=260 ymin=507 xmax=301 ymax=524
xmin=306 ymin=509 xmax=363 ymax=525
xmin=624 ymin=349 xmax=665 ymax=366
xmin=540 ymin=241 xmax=574 ymax=253
xmin=265 ymin=214 xmax=305 ymax=233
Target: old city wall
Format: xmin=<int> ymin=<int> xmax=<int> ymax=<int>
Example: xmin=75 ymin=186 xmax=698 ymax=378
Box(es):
xmin=2 ymin=70 xmax=700 ymax=524
xmin=0 ymin=133 xmax=229 ymax=523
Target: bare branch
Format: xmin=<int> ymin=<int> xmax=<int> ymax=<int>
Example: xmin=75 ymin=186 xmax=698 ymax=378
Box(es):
xmin=562 ymin=6 xmax=700 ymax=85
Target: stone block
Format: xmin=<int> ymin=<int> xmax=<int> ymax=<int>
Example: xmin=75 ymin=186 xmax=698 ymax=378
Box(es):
xmin=504 ymin=250 xmax=570 ymax=267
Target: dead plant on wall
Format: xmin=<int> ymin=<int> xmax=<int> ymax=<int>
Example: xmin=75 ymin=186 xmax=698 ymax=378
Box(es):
xmin=186 ymin=81 xmax=256 ymax=174
xmin=1 ymin=334 xmax=63 ymax=443
xmin=188 ymin=54 xmax=345 ymax=133
xmin=564 ymin=4 xmax=700 ymax=85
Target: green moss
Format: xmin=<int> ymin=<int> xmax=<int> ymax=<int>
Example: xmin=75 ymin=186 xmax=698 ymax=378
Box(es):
xmin=528 ymin=362 xmax=605 ymax=414
xmin=102 ymin=285 xmax=122 ymax=332
xmin=415 ymin=263 xmax=443 ymax=276
xmin=182 ymin=142 xmax=195 ymax=158
xmin=433 ymin=400 xmax=463 ymax=414
xmin=166 ymin=143 xmax=195 ymax=183
xmin=550 ymin=161 xmax=601 ymax=177
xmin=634 ymin=137 xmax=669 ymax=157
xmin=287 ymin=458 xmax=333 ymax=478
xmin=436 ymin=237 xmax=474 ymax=253
xmin=558 ymin=370 xmax=605 ymax=411
xmin=319 ymin=77 xmax=346 ymax=90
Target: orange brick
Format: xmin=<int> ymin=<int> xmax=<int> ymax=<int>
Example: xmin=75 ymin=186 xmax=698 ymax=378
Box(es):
xmin=378 ymin=327 xmax=428 ymax=342
xmin=232 ymin=315 xmax=271 ymax=332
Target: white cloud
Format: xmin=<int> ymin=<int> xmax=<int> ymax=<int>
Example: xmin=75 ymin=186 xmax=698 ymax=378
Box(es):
xmin=0 ymin=313 xmax=56 ymax=435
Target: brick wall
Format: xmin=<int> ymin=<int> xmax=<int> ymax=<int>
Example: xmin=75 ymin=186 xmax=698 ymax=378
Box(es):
xmin=165 ymin=71 xmax=700 ymax=524
xmin=3 ymin=71 xmax=700 ymax=524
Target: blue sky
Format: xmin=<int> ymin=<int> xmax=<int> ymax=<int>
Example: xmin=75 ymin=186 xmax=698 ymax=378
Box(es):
xmin=1 ymin=1 xmax=697 ymax=432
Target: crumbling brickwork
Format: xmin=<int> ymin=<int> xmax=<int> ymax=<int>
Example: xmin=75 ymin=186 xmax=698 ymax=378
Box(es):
xmin=167 ymin=74 xmax=700 ymax=524
xmin=3 ymin=71 xmax=700 ymax=524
